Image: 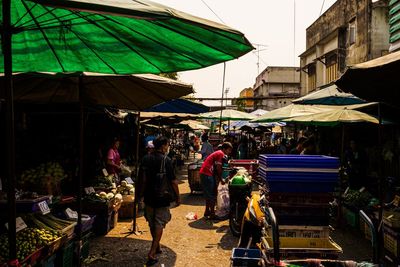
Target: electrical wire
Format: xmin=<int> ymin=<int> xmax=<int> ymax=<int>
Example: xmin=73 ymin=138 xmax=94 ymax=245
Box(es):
xmin=319 ymin=0 xmax=326 ymax=16
xmin=200 ymin=0 xmax=225 ymax=24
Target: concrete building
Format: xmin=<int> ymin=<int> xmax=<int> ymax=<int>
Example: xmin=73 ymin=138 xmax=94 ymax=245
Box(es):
xmin=253 ymin=66 xmax=300 ymax=111
xmin=237 ymin=87 xmax=254 ymax=111
xmin=299 ymin=0 xmax=390 ymax=96
xmin=389 ymin=0 xmax=400 ymax=52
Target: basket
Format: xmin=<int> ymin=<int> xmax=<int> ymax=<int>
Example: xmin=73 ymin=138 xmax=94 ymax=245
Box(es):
xmin=81 ymin=215 xmax=96 ymax=234
xmin=261 ymin=237 xmax=342 ymax=260
xmin=383 ymin=225 xmax=399 ymax=257
xmin=92 ymin=211 xmax=115 ymax=235
xmin=56 ymin=240 xmax=74 ymax=267
xmin=267 ymin=225 xmax=330 ymax=239
xmin=383 ymin=210 xmax=400 ymax=229
xmin=188 ymin=164 xmax=202 ymax=193
xmin=62 ymin=222 xmax=77 ymax=239
xmin=81 ymin=232 xmax=91 ymax=260
xmin=229 ymin=159 xmax=259 ymax=176
xmin=231 ymin=248 xmax=261 ymax=267
xmin=342 ymin=206 xmax=359 ymax=228
xmin=20 ymin=246 xmax=44 ymax=266
xmin=44 ymin=235 xmax=67 ymax=258
xmin=0 ymin=195 xmax=50 ymax=213
xmin=119 ymin=201 xmax=136 ymax=219
xmin=39 ymin=253 xmax=56 ymax=267
xmin=359 ymin=219 xmax=372 ymax=241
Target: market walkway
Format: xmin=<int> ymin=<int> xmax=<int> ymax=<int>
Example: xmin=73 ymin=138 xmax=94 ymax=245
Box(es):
xmin=86 ymin=157 xmax=238 ymax=267
xmin=86 ymin=156 xmax=375 ymax=267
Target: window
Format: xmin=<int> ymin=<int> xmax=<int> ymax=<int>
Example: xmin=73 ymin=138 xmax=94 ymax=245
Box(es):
xmin=348 ymin=18 xmax=356 ymax=45
xmin=325 ymin=53 xmax=338 ymax=83
xmin=307 ymin=63 xmax=316 ymax=91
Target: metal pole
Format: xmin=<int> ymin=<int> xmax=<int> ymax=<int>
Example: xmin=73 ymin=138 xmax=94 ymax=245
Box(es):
xmin=219 ymin=63 xmax=226 ymax=136
xmin=377 ymin=102 xmax=383 ymax=263
xmin=132 ymin=112 xmax=140 ymax=233
xmin=3 ymin=0 xmax=17 ymax=262
xmin=77 ymin=74 xmax=84 ymax=267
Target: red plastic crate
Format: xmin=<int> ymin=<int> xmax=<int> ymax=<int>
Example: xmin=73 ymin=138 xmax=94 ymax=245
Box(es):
xmin=229 ymin=159 xmax=259 ymax=176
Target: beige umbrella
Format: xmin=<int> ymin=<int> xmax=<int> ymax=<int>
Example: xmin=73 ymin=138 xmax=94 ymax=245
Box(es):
xmin=252 ymin=103 xmax=376 ymax=123
xmin=199 ymin=109 xmax=255 ymax=121
xmin=282 ymin=108 xmax=379 ymax=126
xmin=179 ymin=120 xmax=210 ymax=130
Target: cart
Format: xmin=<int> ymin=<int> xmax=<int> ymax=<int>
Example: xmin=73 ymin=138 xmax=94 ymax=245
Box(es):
xmin=229 ymin=159 xmax=259 ymax=179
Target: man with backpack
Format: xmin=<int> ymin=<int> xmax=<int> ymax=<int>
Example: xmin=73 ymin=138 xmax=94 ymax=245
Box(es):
xmin=139 ymin=136 xmax=180 ymax=266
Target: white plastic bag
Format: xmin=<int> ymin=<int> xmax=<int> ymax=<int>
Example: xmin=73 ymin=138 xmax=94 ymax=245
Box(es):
xmin=215 ymin=183 xmax=230 ymax=218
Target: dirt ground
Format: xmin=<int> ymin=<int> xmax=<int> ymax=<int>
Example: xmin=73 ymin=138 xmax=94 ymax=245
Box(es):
xmin=86 ymin=156 xmax=376 ymax=267
xmin=86 ymin=157 xmax=238 ymax=267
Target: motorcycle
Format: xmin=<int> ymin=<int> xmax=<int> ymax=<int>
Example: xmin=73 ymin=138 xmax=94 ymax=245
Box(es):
xmin=238 ymin=179 xmax=269 ymax=248
xmin=228 ymin=168 xmax=253 ymax=237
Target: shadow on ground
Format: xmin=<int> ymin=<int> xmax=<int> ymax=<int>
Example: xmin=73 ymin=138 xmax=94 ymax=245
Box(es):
xmin=85 ymin=236 xmax=177 ymax=267
xmin=180 ymin=192 xmax=204 ymax=206
xmin=188 ymin=218 xmax=219 ymax=230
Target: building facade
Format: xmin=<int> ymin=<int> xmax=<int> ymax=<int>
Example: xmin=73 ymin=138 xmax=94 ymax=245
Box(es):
xmin=253 ymin=66 xmax=300 ymax=111
xmin=299 ymin=0 xmax=390 ymax=96
xmin=389 ymin=0 xmax=400 ymax=52
xmin=237 ymin=87 xmax=254 ymax=111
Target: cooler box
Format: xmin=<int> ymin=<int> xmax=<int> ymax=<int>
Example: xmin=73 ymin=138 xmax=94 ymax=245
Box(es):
xmin=258 ymin=154 xmax=339 ymax=193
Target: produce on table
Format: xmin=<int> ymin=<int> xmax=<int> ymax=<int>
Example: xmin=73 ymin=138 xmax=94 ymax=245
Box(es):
xmin=27 ymin=214 xmax=73 ymax=233
xmin=343 ymin=189 xmax=373 ymax=209
xmin=18 ymin=162 xmax=67 ymax=194
xmin=92 ymin=174 xmax=114 ymax=188
xmin=117 ymin=181 xmax=135 ymax=196
xmin=0 ymin=227 xmax=61 ymax=263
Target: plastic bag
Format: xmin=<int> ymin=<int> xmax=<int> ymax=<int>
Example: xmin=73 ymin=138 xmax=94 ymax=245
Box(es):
xmin=216 ymin=183 xmax=230 ymax=218
xmin=185 ymin=212 xmax=198 ymax=220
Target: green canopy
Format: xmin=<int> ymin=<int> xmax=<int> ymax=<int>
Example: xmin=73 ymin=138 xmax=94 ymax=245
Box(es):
xmin=0 ymin=0 xmax=253 ymax=73
xmin=199 ymin=109 xmax=255 ymax=121
xmin=282 ymin=108 xmax=379 ymax=126
xmin=251 ymin=103 xmax=376 ymax=123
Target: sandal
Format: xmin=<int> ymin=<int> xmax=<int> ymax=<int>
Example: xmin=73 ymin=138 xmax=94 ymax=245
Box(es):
xmin=146 ymin=258 xmax=158 ymax=266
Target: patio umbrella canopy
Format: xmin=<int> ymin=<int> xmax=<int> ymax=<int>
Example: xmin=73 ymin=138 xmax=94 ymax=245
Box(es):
xmin=0 ymin=72 xmax=193 ymax=110
xmin=251 ymin=103 xmax=376 ymax=123
xmin=293 ymin=84 xmax=366 ymax=105
xmin=282 ymin=108 xmax=379 ymax=126
xmin=1 ymin=0 xmax=253 ymax=73
xmin=199 ymin=109 xmax=255 ymax=121
xmin=335 ymin=50 xmax=400 ymax=107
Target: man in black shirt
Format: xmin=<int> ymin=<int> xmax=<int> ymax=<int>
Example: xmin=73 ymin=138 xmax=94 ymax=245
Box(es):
xmin=139 ymin=136 xmax=180 ymax=266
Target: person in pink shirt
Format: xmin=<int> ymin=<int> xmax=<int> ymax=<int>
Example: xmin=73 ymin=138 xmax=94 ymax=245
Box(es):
xmin=199 ymin=142 xmax=233 ymax=219
xmin=107 ymin=138 xmax=121 ymax=177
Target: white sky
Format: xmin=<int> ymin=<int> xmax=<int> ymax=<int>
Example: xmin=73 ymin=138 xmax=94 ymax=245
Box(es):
xmin=160 ymin=0 xmax=337 ymax=105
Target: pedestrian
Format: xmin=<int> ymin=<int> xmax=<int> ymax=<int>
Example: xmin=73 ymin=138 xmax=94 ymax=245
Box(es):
xmin=199 ymin=142 xmax=233 ymax=219
xmin=276 ymin=138 xmax=287 ymax=154
xmin=138 ymin=136 xmax=180 ymax=266
xmin=200 ymin=133 xmax=214 ymax=160
xmin=237 ymin=136 xmax=249 ymax=159
xmin=290 ymin=137 xmax=306 ymax=154
xmin=106 ymin=138 xmax=122 ymax=179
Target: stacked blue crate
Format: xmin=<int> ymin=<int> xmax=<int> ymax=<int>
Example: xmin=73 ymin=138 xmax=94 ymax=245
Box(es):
xmin=258 ymin=154 xmax=339 ymax=193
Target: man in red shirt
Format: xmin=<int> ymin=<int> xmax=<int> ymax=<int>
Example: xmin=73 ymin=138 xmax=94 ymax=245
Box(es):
xmin=199 ymin=142 xmax=233 ymax=219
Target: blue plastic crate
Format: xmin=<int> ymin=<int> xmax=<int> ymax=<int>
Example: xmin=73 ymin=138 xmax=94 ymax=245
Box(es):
xmin=259 ymin=154 xmax=339 ymax=169
xmin=231 ymin=248 xmax=261 ymax=267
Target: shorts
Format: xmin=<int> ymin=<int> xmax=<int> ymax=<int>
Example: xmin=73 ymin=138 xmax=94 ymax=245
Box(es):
xmin=144 ymin=205 xmax=171 ymax=229
xmin=200 ymin=174 xmax=216 ymax=200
